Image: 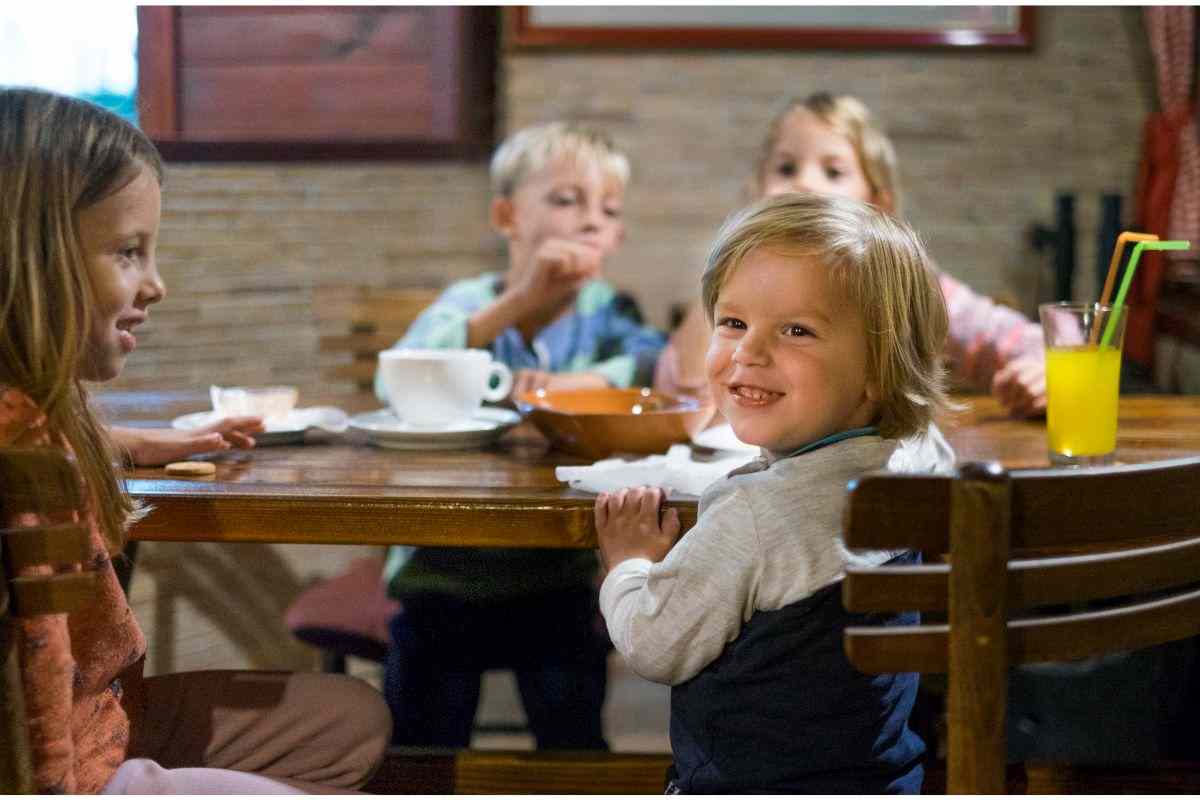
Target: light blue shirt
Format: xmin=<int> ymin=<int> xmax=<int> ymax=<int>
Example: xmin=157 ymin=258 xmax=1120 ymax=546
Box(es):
xmin=375 ymin=273 xmax=665 ymax=402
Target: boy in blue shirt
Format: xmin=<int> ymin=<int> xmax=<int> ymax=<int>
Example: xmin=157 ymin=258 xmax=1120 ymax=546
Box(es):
xmin=379 ymin=122 xmax=665 ymax=748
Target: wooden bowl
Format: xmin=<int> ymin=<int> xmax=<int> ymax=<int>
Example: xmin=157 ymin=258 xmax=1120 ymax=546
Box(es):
xmin=516 ymin=387 xmax=712 ymax=460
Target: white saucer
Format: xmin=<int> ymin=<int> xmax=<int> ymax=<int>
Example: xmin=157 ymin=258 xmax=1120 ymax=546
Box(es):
xmin=348 ymin=407 xmax=520 ymax=450
xmin=172 ymin=407 xmax=349 ymax=446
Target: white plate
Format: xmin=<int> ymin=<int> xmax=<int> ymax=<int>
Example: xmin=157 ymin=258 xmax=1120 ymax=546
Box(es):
xmin=348 ymin=407 xmax=520 ymax=450
xmin=690 ymin=423 xmax=759 ymax=454
xmin=172 ymin=407 xmax=349 ymax=446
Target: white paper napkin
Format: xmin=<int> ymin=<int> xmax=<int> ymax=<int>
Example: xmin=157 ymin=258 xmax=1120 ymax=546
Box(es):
xmin=207 ymin=385 xmax=348 ymax=433
xmin=279 ymin=407 xmax=349 ymax=433
xmin=554 ymin=422 xmax=956 ymax=497
xmin=555 ymin=443 xmax=756 ymax=497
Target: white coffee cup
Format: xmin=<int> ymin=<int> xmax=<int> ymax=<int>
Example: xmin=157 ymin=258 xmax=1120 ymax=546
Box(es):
xmin=377 ymin=348 xmax=513 ymax=429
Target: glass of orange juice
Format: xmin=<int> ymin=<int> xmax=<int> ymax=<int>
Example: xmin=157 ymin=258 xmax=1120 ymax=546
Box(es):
xmin=1038 ymin=302 xmax=1127 ymax=466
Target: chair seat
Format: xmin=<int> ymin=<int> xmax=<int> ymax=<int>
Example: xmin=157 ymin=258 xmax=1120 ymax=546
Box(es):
xmin=284 ymin=557 xmax=400 ymax=663
xmin=289 ymin=627 xmax=391 ymax=663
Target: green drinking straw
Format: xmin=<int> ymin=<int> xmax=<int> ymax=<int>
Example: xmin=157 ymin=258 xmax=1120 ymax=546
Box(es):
xmin=1099 ymin=239 xmax=1192 ymax=348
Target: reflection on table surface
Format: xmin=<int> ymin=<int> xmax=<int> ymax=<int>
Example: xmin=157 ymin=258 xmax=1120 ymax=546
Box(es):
xmin=98 ymin=390 xmax=1200 ymax=548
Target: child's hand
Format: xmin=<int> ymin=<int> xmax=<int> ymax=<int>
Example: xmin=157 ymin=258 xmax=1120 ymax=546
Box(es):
xmin=513 ymin=239 xmax=602 ymax=313
xmin=110 ymin=417 xmax=265 ymax=466
xmin=991 ymin=354 xmax=1047 ymax=418
xmin=512 ymin=370 xmax=608 ymax=398
xmin=595 ymin=487 xmax=681 ymax=572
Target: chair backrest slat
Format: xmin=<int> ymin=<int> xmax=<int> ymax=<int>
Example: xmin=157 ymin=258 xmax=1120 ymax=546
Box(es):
xmin=845 ymin=533 xmax=1200 ymax=613
xmin=846 ymin=584 xmax=1200 ymax=673
xmin=318 ymin=333 xmax=404 ymax=355
xmin=843 ymin=473 xmax=949 ymax=551
xmin=10 ymin=573 xmax=97 ymax=617
xmin=844 ymin=624 xmax=948 ymax=673
xmin=846 ymin=456 xmax=1200 ymax=552
xmin=1011 ymin=584 xmax=1200 ymax=665
xmin=1010 ymin=456 xmax=1200 ymax=548
xmin=843 ymin=564 xmax=947 ymax=612
xmin=2 ymin=524 xmax=89 ymax=570
xmin=314 ymin=286 xmax=442 ymax=391
xmin=0 ymin=448 xmax=83 ymax=515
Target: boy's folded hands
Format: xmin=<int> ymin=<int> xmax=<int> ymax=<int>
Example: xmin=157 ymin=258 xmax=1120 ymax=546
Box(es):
xmin=510 ymin=238 xmax=602 ymax=312
xmin=594 ymin=486 xmax=682 ymax=572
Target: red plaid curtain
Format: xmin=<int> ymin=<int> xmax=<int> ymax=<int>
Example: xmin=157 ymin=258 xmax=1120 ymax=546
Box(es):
xmin=1128 ymin=7 xmax=1198 ymax=368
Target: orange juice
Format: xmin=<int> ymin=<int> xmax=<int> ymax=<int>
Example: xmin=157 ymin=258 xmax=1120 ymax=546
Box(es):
xmin=1045 ymin=345 xmax=1122 ymax=457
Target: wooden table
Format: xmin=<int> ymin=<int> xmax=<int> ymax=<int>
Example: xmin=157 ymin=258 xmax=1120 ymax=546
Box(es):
xmin=107 ymin=391 xmax=1200 ymax=548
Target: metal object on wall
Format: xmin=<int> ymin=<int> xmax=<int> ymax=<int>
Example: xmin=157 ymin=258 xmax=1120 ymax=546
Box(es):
xmin=1031 ymin=192 xmax=1077 ymax=302
xmin=1097 ymin=193 xmax=1123 ymax=297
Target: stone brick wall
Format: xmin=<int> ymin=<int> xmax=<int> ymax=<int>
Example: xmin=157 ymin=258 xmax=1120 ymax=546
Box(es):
xmin=122 ymin=7 xmax=1157 ymax=677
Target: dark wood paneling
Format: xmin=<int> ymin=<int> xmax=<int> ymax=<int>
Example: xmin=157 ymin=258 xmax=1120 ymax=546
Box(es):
xmin=136 ymin=7 xmax=179 ymax=140
xmin=137 ymin=6 xmax=496 ymax=160
xmin=178 ymin=6 xmax=430 ymax=66
xmin=179 ymin=65 xmax=435 ymax=140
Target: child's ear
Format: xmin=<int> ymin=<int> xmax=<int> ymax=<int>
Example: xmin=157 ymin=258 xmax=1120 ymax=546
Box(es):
xmin=489 ymin=196 xmax=515 ymax=236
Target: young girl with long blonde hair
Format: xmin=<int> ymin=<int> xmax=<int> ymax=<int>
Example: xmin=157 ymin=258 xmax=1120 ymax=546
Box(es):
xmin=656 ymin=92 xmax=1046 ymax=418
xmin=1 ymin=87 xmax=390 ymax=794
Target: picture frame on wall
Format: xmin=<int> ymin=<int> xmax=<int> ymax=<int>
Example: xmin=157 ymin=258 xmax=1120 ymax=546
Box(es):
xmin=508 ymin=6 xmax=1034 ymax=50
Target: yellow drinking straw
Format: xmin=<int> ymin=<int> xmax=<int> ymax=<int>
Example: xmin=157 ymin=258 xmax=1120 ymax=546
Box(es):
xmin=1089 ymin=232 xmax=1157 ymax=345
xmin=1099 ymin=238 xmax=1192 ymax=348
xmin=1100 ymin=232 xmax=1158 ymax=307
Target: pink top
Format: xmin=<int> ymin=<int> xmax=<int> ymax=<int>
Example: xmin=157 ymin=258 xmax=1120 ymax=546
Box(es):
xmin=3 ymin=387 xmax=147 ymax=794
xmin=937 ymin=271 xmax=1044 ymax=390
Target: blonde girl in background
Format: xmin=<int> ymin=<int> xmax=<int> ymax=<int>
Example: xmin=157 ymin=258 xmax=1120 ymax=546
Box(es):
xmin=0 ymin=87 xmax=390 ymax=794
xmin=656 ymin=92 xmax=1046 ymax=418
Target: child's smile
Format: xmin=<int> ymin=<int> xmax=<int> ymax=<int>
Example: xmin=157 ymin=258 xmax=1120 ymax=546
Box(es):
xmin=705 ymin=247 xmax=879 ymax=454
xmin=727 ymin=382 xmax=784 ymax=406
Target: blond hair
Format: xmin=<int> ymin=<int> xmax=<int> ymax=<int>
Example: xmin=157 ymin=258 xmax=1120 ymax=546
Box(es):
xmin=701 ymin=193 xmax=948 ymax=439
xmin=755 ymin=92 xmax=902 ymax=215
xmin=0 ymin=88 xmax=164 ymax=552
xmin=489 ymin=121 xmax=631 ymax=197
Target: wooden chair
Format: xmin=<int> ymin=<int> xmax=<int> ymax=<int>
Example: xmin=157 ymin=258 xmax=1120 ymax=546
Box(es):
xmin=316 ymin=285 xmax=442 ymax=391
xmin=363 ymin=748 xmax=672 ymax=794
xmin=842 ymin=457 xmax=1200 ymax=794
xmin=1 ymin=447 xmax=97 ymax=793
xmin=283 ymin=555 xmax=398 ymax=674
xmin=299 ymin=285 xmax=440 ymax=672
